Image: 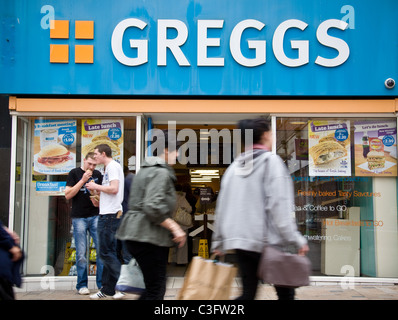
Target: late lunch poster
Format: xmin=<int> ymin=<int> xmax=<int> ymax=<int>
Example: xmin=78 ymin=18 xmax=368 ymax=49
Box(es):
xmin=354 ymin=120 xmax=397 ymax=177
xmin=81 ymin=119 xmax=124 ymax=173
xmin=308 ymin=120 xmax=351 ymax=177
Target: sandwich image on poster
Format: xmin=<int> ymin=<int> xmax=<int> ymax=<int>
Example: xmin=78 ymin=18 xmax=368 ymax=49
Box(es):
xmin=308 ymin=120 xmax=351 ymax=176
xmin=354 ymin=120 xmax=397 ymax=176
xmin=33 ymin=119 xmax=76 ymax=175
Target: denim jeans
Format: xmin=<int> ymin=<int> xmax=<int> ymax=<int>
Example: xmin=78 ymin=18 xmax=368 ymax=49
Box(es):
xmin=97 ymin=214 xmax=121 ymax=296
xmin=72 ymin=216 xmax=103 ymax=290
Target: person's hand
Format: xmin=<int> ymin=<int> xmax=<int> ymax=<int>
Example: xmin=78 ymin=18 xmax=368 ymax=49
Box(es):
xmin=9 ymin=246 xmax=22 ymax=262
xmin=85 ymin=181 xmax=97 ymax=191
xmin=298 ymin=244 xmax=309 ymax=256
xmin=171 ymin=227 xmax=187 ymax=248
xmin=161 ymin=218 xmax=187 ymax=248
xmin=212 ymin=249 xmax=225 ymax=257
xmin=82 ymin=169 xmax=93 ymax=183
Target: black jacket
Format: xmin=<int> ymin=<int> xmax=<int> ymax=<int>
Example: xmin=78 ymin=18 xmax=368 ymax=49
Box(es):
xmin=0 ymin=221 xmax=24 ymax=287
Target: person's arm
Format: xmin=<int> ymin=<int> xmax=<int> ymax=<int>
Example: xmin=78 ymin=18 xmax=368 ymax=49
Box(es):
xmin=265 ymin=155 xmax=308 ymax=253
xmin=86 ymin=164 xmax=119 ymax=195
xmin=86 ymin=179 xmax=119 ymax=195
xmin=0 ymin=224 xmax=22 ymax=262
xmin=65 ymin=170 xmax=92 ymax=200
xmin=160 ymin=218 xmax=186 ymax=248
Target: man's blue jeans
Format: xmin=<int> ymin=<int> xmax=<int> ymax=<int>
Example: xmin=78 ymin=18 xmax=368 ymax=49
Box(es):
xmin=97 ymin=214 xmax=121 ymax=296
xmin=72 ymin=216 xmax=103 ymax=290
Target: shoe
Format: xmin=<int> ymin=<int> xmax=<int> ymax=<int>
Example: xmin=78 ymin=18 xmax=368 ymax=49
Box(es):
xmin=113 ymin=291 xmax=126 ymax=300
xmin=89 ymin=290 xmax=110 ymax=300
xmin=78 ymin=287 xmax=90 ymax=295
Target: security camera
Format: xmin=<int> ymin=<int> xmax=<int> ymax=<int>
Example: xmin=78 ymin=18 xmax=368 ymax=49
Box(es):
xmin=385 ymin=78 xmax=395 ymax=89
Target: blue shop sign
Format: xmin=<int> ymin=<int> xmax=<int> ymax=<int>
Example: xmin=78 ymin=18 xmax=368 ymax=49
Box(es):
xmin=0 ymin=0 xmax=397 ymax=96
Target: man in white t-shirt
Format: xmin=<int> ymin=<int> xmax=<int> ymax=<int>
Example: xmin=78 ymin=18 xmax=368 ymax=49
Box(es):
xmin=86 ymin=143 xmax=124 ymax=299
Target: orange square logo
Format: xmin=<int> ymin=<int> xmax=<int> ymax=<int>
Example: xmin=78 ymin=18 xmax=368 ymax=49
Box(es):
xmin=75 ymin=45 xmax=94 ymax=63
xmin=75 ymin=21 xmax=94 ymax=39
xmin=50 ymin=20 xmax=69 ymax=39
xmin=50 ymin=44 xmax=69 ymax=63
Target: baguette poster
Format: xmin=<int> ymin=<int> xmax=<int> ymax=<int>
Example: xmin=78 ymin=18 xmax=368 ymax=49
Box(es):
xmin=81 ymin=119 xmax=124 ymax=171
xmin=33 ymin=119 xmax=77 ymax=175
xmin=354 ymin=120 xmax=397 ymax=176
xmin=308 ymin=120 xmax=351 ymax=177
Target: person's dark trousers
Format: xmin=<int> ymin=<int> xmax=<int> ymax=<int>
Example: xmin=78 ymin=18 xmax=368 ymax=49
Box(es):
xmin=0 ymin=278 xmax=14 ymax=300
xmin=235 ymin=249 xmax=295 ymax=300
xmin=125 ymin=240 xmax=169 ymax=300
xmin=97 ymin=214 xmax=121 ymax=296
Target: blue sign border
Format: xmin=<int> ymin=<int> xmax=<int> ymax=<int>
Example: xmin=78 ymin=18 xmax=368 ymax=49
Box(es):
xmin=0 ymin=0 xmax=397 ymax=96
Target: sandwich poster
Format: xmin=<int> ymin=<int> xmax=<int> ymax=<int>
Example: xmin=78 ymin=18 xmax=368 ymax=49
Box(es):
xmin=354 ymin=120 xmax=397 ymax=176
xmin=33 ymin=119 xmax=77 ymax=175
xmin=308 ymin=120 xmax=351 ymax=177
xmin=81 ymin=119 xmax=124 ymax=172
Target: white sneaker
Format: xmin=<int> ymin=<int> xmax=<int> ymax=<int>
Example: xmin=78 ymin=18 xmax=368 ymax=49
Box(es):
xmin=113 ymin=291 xmax=126 ymax=300
xmin=89 ymin=290 xmax=110 ymax=300
xmin=78 ymin=287 xmax=90 ymax=295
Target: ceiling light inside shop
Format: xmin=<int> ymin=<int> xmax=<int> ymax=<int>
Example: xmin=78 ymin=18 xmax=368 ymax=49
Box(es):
xmin=190 ymin=169 xmax=219 ymax=175
xmin=191 ymin=178 xmax=213 ymax=183
xmin=190 ymin=169 xmax=220 ymax=183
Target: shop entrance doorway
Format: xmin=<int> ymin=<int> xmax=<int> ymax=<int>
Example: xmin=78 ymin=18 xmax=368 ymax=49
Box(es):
xmin=149 ymin=114 xmax=267 ymax=276
xmin=158 ymin=124 xmax=236 ymax=276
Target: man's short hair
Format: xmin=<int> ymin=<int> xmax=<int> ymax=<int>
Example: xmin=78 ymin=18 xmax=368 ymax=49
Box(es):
xmin=85 ymin=152 xmax=96 ymax=160
xmin=95 ymin=144 xmax=112 ymax=157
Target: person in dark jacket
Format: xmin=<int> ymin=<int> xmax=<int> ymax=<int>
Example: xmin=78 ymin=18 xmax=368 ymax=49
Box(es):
xmin=0 ymin=221 xmax=23 ymax=300
xmin=116 ymin=130 xmax=186 ymax=300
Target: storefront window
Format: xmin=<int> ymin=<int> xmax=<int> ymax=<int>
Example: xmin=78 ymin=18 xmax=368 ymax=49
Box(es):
xmin=14 ymin=116 xmax=136 ymax=276
xmin=276 ymin=117 xmax=398 ymax=278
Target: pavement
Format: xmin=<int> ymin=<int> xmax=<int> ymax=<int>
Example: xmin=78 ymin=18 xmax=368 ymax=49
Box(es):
xmin=15 ymin=281 xmax=398 ymax=300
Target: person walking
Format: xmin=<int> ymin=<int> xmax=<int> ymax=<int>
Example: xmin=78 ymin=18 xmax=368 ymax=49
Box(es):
xmin=211 ymin=118 xmax=309 ymax=300
xmin=65 ymin=152 xmax=103 ymax=295
xmin=116 ymin=131 xmax=186 ymax=300
xmin=86 ymin=144 xmax=124 ymax=299
xmin=169 ymin=184 xmax=192 ymax=265
xmin=0 ymin=221 xmax=23 ymax=300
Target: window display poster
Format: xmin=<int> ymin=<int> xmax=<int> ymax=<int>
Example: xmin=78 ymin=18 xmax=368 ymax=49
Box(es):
xmin=36 ymin=181 xmax=67 ymax=195
xmin=33 ymin=119 xmax=77 ymax=175
xmin=81 ymin=119 xmax=124 ymax=173
xmin=354 ymin=120 xmax=397 ymax=177
xmin=308 ymin=120 xmax=351 ymax=177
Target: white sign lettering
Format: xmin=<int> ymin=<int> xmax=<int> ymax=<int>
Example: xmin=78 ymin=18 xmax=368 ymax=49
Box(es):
xmin=111 ymin=18 xmax=350 ymax=68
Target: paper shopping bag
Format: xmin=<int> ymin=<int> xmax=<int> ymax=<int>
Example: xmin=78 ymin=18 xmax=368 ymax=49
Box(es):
xmin=178 ymin=256 xmax=237 ymax=300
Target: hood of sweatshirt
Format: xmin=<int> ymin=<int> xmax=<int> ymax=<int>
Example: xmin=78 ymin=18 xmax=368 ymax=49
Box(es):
xmin=141 ymin=156 xmax=167 ymax=167
xmin=141 ymin=156 xmax=176 ymax=181
xmin=233 ymin=149 xmax=272 ymax=178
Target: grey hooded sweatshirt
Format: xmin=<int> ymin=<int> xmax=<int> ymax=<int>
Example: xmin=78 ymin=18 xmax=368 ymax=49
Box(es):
xmin=211 ymin=149 xmax=307 ymax=254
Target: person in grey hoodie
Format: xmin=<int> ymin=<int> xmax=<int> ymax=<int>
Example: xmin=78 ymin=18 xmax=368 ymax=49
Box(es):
xmin=211 ymin=118 xmax=309 ymax=300
xmin=116 ymin=131 xmax=186 ymax=300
